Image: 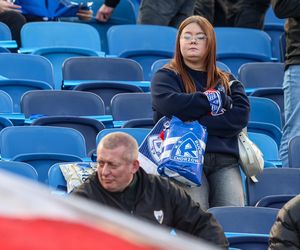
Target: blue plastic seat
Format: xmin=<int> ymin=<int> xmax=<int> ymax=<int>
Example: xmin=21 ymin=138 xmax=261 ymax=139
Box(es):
xmin=0 ymin=126 xmax=87 ymax=183
xmin=0 ymin=53 xmax=55 ymax=88
xmin=250 ymin=87 xmax=284 ymax=125
xmin=96 ymin=128 xmax=151 ymax=146
xmin=248 ymin=132 xmax=280 ymax=166
xmin=238 ymin=62 xmax=284 ymax=91
xmin=246 ymin=168 xmax=300 ymax=206
xmin=32 ymin=116 xmax=105 ymax=157
xmin=249 ymin=96 xmax=282 ymax=130
xmin=263 ymin=6 xmax=285 ymax=61
xmin=0 ymin=22 xmax=17 ymax=49
xmin=215 ymin=27 xmax=274 ymax=76
xmin=247 ymin=121 xmax=282 ymax=149
xmin=74 ymin=82 xmax=143 ymax=115
xmin=0 ymin=79 xmax=53 ymax=112
xmin=0 ymin=117 xmax=13 ymax=132
xmin=107 ymin=24 xmax=177 ymax=80
xmin=208 ymin=206 xmax=279 ymax=235
xmin=228 ymin=235 xmax=270 ymax=250
xmin=256 ymin=194 xmax=296 ymax=209
xmin=20 ymin=90 xmax=105 ymax=118
xmin=288 ymin=135 xmax=300 ymax=168
xmin=20 ymin=21 xmax=102 ymax=53
xmin=111 ymin=93 xmax=152 ymax=122
xmin=48 ymin=162 xmax=68 ymax=192
xmin=0 ymin=90 xmax=13 ymax=113
xmin=0 ymin=161 xmax=38 ymax=181
xmin=122 ymin=118 xmax=155 ymax=128
xmin=62 ymin=57 xmax=144 ymax=90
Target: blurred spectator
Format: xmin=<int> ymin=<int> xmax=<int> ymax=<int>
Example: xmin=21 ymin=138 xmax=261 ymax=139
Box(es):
xmin=230 ymin=0 xmax=270 ymax=29
xmin=0 ymin=0 xmax=26 ymax=47
xmin=269 ymin=194 xmax=300 ymax=249
xmin=97 ymin=0 xmax=196 ymax=28
xmin=14 ymin=0 xmax=93 ymax=22
xmin=271 ymin=0 xmax=300 ymax=167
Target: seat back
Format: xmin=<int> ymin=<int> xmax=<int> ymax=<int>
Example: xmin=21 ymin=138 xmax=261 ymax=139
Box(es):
xmin=111 ymin=93 xmax=152 ymax=121
xmin=0 ymin=79 xmax=53 ymax=112
xmin=256 ymin=194 xmax=295 ymax=209
xmin=0 ymin=22 xmax=12 ymax=40
xmin=63 ymin=57 xmax=144 ymax=81
xmin=32 ymin=116 xmax=105 ymax=157
xmin=122 ymin=118 xmax=155 ymax=128
xmin=288 ymin=135 xmax=300 ymax=168
xmin=246 ymin=168 xmax=300 ymax=206
xmin=21 ymin=90 xmax=105 ymax=118
xmin=107 ymin=24 xmax=177 ymax=80
xmin=0 ymin=53 xmax=54 ymax=87
xmin=0 ymin=117 xmax=13 ymax=132
xmin=0 ymin=126 xmax=87 ymax=183
xmin=215 ymin=27 xmax=273 ymax=76
xmin=208 ymin=206 xmax=279 ymax=234
xmin=74 ymin=82 xmax=143 ymax=115
xmin=263 ymin=6 xmax=285 ymax=60
xmin=48 ymin=162 xmax=67 ymax=191
xmin=33 ymin=48 xmax=101 ymax=89
xmin=249 ymin=96 xmax=282 ymax=129
xmin=96 ymin=128 xmax=151 ymax=146
xmin=228 ymin=235 xmax=270 ymax=250
xmin=21 ymin=22 xmax=101 ymax=51
xmin=248 ymin=132 xmax=279 ymax=163
xmin=238 ymin=62 xmax=284 ymax=89
xmin=0 ymin=90 xmax=13 ymax=113
xmin=0 ymin=161 xmax=38 ymax=181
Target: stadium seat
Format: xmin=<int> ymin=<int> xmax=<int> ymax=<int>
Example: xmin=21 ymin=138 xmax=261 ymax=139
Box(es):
xmin=111 ymin=93 xmax=152 ymax=122
xmin=215 ymin=27 xmax=274 ymax=76
xmin=288 ymin=135 xmax=300 ymax=168
xmin=238 ymin=62 xmax=284 ymax=91
xmin=0 ymin=53 xmax=55 ymax=88
xmin=48 ymin=162 xmax=67 ymax=192
xmin=107 ymin=24 xmax=177 ymax=80
xmin=21 ymin=90 xmax=105 ymax=118
xmin=227 ymin=235 xmax=270 ymax=250
xmin=96 ymin=128 xmax=150 ymax=146
xmin=263 ymin=6 xmax=285 ymax=61
xmin=74 ymin=82 xmax=143 ymax=115
xmin=122 ymin=118 xmax=155 ymax=128
xmin=255 ymin=194 xmax=295 ymax=209
xmin=32 ymin=116 xmax=105 ymax=157
xmin=207 ymin=206 xmax=279 ymax=234
xmin=0 ymin=90 xmax=13 ymax=113
xmin=249 ymin=96 xmax=282 ymax=130
xmin=0 ymin=79 xmax=53 ymax=112
xmin=0 ymin=22 xmax=17 ymax=49
xmin=0 ymin=126 xmax=87 ymax=183
xmin=0 ymin=117 xmax=13 ymax=132
xmin=246 ymin=168 xmax=300 ymax=206
xmin=0 ymin=161 xmax=38 ymax=181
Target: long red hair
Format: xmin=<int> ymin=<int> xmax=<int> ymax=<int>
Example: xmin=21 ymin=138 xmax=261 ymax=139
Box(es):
xmin=165 ymin=15 xmax=230 ymax=94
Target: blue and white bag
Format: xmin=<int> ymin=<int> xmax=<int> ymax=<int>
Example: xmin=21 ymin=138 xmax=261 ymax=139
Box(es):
xmin=139 ymin=116 xmax=207 ymax=186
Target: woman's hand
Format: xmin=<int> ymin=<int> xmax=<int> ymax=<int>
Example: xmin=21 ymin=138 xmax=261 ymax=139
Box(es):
xmin=0 ymin=0 xmax=21 ymax=13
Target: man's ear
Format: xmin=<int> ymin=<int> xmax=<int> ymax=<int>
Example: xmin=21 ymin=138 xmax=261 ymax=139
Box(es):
xmin=131 ymin=160 xmax=140 ymax=174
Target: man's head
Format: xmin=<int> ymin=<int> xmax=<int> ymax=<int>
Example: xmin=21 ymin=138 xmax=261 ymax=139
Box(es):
xmin=96 ymin=132 xmax=140 ymax=192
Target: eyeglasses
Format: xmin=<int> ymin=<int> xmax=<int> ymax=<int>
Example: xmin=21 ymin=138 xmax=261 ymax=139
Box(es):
xmin=181 ymin=33 xmax=207 ymax=42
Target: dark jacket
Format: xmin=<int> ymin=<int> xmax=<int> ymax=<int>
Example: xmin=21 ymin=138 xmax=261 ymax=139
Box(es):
xmin=105 ymin=0 xmax=120 ymax=8
xmin=269 ymin=195 xmax=300 ymax=249
xmin=271 ymin=0 xmax=300 ymax=67
xmin=73 ymin=168 xmax=229 ymax=249
xmin=151 ymin=67 xmax=250 ymax=158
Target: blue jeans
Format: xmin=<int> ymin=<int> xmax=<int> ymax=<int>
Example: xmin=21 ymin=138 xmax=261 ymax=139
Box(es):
xmin=182 ymin=153 xmax=245 ymax=210
xmin=280 ymin=65 xmax=300 ymax=167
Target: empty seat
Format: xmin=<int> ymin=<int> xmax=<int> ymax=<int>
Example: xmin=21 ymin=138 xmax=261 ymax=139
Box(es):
xmin=0 ymin=161 xmax=38 ymax=181
xmin=0 ymin=90 xmax=13 ymax=113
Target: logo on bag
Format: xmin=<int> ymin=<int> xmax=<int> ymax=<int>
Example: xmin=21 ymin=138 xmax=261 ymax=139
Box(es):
xmin=154 ymin=210 xmax=164 ymax=224
xmin=148 ymin=135 xmax=163 ymax=163
xmin=171 ymin=132 xmax=200 ymax=164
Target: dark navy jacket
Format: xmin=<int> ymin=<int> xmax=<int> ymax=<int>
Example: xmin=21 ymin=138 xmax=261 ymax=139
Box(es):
xmin=151 ymin=67 xmax=250 ymax=158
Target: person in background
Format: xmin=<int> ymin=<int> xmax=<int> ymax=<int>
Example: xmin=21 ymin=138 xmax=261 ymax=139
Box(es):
xmin=96 ymin=0 xmax=196 ymax=28
xmin=271 ymin=0 xmax=300 ymax=167
xmin=269 ymin=194 xmax=300 ymax=249
xmin=0 ymin=0 xmax=26 ymax=47
xmin=151 ymin=15 xmax=250 ymax=210
xmin=73 ymin=132 xmax=229 ymax=249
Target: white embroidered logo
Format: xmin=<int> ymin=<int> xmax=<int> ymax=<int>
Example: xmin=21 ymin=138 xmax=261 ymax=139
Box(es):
xmin=154 ymin=210 xmax=164 ymax=224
